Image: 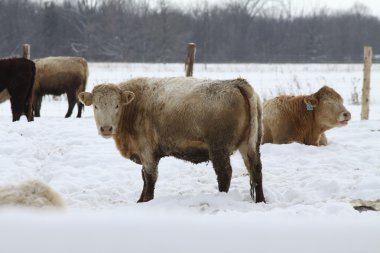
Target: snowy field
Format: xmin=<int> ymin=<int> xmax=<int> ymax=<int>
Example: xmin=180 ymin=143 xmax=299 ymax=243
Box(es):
xmin=1 ymin=63 xmax=380 ymax=253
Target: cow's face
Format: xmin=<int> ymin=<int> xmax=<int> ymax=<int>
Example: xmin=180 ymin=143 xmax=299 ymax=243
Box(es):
xmin=78 ymin=84 xmax=135 ymax=138
xmin=304 ymin=86 xmax=351 ymax=129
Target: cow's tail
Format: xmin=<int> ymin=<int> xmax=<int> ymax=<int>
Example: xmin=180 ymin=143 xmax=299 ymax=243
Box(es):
xmin=235 ymin=78 xmax=262 ymax=153
xmin=83 ymin=58 xmax=89 ymax=90
xmin=236 ymin=79 xmax=264 ymax=202
xmin=77 ymin=57 xmax=89 ymax=94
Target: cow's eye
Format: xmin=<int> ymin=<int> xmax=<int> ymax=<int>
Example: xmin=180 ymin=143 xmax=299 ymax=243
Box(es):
xmin=115 ymin=105 xmax=119 ymax=109
xmin=94 ymin=105 xmax=98 ymax=110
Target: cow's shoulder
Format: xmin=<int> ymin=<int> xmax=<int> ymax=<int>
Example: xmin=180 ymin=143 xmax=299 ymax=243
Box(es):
xmin=264 ymin=94 xmax=306 ymax=113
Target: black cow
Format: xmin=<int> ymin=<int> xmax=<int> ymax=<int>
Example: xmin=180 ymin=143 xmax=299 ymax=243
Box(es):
xmin=0 ymin=58 xmax=35 ymax=121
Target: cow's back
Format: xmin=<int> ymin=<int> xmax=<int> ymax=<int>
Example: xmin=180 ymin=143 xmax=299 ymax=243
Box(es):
xmin=263 ymin=95 xmax=304 ymax=122
xmin=34 ymin=56 xmax=88 ymax=93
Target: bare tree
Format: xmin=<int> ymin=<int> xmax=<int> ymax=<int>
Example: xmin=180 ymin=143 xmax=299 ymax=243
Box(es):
xmin=0 ymin=0 xmax=380 ymax=62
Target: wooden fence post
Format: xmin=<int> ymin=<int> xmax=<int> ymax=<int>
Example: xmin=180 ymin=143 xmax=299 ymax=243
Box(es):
xmin=22 ymin=44 xmax=30 ymax=59
xmin=361 ymin=46 xmax=372 ymax=120
xmin=22 ymin=43 xmax=33 ymax=121
xmin=185 ymin=43 xmax=196 ymax=77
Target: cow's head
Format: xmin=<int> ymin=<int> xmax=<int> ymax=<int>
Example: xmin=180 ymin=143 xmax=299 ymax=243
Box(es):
xmin=78 ymin=84 xmax=135 ymax=138
xmin=304 ymin=86 xmax=351 ymax=129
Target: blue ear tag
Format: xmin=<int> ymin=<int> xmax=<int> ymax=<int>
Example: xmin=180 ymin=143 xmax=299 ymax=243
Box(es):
xmin=306 ymin=103 xmax=314 ymax=111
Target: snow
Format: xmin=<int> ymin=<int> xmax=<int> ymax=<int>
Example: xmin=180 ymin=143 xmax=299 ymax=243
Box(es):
xmin=1 ymin=63 xmax=380 ymax=253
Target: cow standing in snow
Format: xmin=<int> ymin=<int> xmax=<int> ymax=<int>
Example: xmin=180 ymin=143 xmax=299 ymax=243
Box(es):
xmin=79 ymin=77 xmax=265 ymax=203
xmin=262 ymin=86 xmax=351 ymax=146
xmin=0 ymin=58 xmax=35 ymax=121
xmin=33 ymin=56 xmax=88 ymax=118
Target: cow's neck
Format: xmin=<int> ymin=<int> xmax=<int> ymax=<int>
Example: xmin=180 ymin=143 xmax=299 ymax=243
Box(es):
xmin=302 ymin=108 xmax=325 ymax=145
xmin=114 ymin=130 xmax=131 ymax=159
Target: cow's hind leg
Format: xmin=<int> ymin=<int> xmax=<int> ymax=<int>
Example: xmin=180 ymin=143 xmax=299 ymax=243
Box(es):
xmin=65 ymin=92 xmax=76 ymax=118
xmin=239 ymin=143 xmax=265 ymax=203
xmin=10 ymin=96 xmax=24 ymax=121
xmin=33 ymin=95 xmax=42 ymax=117
xmin=24 ymin=101 xmax=33 ymax=122
xmin=11 ymin=111 xmax=22 ymax=122
xmin=23 ymin=82 xmax=34 ymax=121
xmin=209 ymin=148 xmax=232 ymax=193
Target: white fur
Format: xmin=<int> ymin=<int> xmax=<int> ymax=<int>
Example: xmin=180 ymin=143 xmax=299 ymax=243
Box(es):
xmin=0 ymin=180 xmax=64 ymax=208
xmin=142 ymin=77 xmax=218 ymax=108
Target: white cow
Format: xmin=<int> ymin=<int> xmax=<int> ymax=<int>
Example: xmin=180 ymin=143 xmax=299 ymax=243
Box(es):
xmin=79 ymin=77 xmax=265 ymax=203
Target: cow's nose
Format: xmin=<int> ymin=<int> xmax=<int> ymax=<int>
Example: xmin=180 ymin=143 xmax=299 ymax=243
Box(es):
xmin=100 ymin=126 xmax=113 ymax=135
xmin=343 ymin=111 xmax=351 ymax=120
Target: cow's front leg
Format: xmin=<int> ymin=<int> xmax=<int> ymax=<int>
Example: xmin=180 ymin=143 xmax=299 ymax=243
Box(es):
xmin=318 ymin=133 xmax=328 ymax=146
xmin=137 ymin=159 xmax=158 ymax=203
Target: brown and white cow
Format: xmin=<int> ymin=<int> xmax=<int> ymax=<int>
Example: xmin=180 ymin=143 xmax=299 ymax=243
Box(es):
xmin=79 ymin=77 xmax=265 ymax=203
xmin=0 ymin=58 xmax=35 ymax=121
xmin=262 ymin=86 xmax=351 ymax=146
xmin=33 ymin=56 xmax=88 ymax=118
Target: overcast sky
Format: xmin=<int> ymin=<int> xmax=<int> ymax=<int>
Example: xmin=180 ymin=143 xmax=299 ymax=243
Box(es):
xmin=171 ymin=0 xmax=380 ymax=18
xmin=278 ymin=0 xmax=380 ymax=16
xmin=48 ymin=0 xmax=380 ymax=18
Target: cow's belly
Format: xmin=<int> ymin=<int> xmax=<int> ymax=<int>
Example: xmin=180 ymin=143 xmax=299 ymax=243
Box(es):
xmin=165 ymin=147 xmax=210 ymax=164
xmin=158 ymin=140 xmax=210 ymax=164
xmin=39 ymin=81 xmax=67 ymax=96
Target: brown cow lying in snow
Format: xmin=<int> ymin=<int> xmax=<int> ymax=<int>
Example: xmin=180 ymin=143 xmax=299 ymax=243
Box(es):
xmin=79 ymin=77 xmax=265 ymax=203
xmin=33 ymin=56 xmax=88 ymax=118
xmin=262 ymin=86 xmax=351 ymax=146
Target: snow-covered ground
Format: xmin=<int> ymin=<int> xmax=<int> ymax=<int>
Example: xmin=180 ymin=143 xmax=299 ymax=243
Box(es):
xmin=1 ymin=63 xmax=379 ymax=253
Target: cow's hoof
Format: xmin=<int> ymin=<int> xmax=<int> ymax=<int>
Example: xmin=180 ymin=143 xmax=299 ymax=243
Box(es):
xmin=137 ymin=195 xmax=153 ymax=203
xmin=256 ymin=198 xmax=266 ymax=203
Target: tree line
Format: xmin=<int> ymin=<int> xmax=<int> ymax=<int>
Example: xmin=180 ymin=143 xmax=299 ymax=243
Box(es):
xmin=0 ymin=0 xmax=379 ymax=63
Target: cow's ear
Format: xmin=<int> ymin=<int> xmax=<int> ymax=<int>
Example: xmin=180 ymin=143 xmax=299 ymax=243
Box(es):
xmin=122 ymin=91 xmax=135 ymax=106
xmin=304 ymin=96 xmax=318 ymax=110
xmin=78 ymin=92 xmax=93 ymax=106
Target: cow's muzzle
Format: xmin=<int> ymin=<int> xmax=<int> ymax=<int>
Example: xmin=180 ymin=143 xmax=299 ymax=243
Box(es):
xmin=100 ymin=126 xmax=113 ymax=138
xmin=339 ymin=111 xmax=351 ymax=125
